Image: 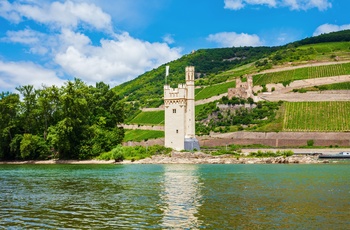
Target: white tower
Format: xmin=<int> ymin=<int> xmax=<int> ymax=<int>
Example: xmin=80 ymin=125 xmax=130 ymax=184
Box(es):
xmin=185 ymin=66 xmax=195 ymax=138
xmin=164 ymin=66 xmax=200 ymax=151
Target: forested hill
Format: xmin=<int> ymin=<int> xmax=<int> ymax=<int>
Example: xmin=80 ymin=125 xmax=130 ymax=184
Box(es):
xmin=113 ymin=30 xmax=350 ymax=107
xmin=113 ymin=46 xmax=278 ymax=105
xmin=292 ymin=29 xmax=350 ymax=46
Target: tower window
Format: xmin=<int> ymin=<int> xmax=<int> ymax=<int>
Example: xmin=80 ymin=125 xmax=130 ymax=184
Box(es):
xmin=176 ymin=129 xmax=178 ymax=133
xmin=173 ymin=109 xmax=176 ymax=113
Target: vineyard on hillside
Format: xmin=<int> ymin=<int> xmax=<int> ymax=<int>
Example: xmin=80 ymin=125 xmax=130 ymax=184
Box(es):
xmin=253 ymin=62 xmax=350 ymax=86
xmin=128 ymin=111 xmax=165 ymax=125
xmin=124 ymin=129 xmax=164 ymax=142
xmin=283 ymin=101 xmax=350 ymax=131
xmin=195 ymin=81 xmax=236 ymax=101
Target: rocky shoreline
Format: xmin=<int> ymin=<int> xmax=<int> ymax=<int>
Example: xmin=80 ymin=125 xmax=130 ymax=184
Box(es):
xmin=129 ymin=151 xmax=327 ymax=164
xmin=0 ymin=152 xmax=332 ymax=165
xmin=0 ymin=159 xmax=115 ymax=165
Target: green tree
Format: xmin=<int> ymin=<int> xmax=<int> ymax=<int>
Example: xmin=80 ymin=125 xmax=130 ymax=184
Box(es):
xmin=0 ymin=92 xmax=21 ymax=160
xmin=47 ymin=79 xmax=90 ymax=159
xmin=16 ymin=85 xmax=39 ymax=134
xmin=20 ymin=134 xmax=50 ymax=160
xmin=37 ymin=86 xmax=61 ymax=140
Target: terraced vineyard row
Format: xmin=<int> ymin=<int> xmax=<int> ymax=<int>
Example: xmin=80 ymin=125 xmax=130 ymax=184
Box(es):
xmin=195 ymin=81 xmax=236 ymax=101
xmin=129 ymin=110 xmax=165 ymax=125
xmin=254 ymin=62 xmax=350 ymax=86
xmin=283 ymin=101 xmax=350 ymax=131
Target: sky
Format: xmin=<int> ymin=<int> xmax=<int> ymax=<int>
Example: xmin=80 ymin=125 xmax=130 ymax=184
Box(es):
xmin=0 ymin=0 xmax=349 ymax=92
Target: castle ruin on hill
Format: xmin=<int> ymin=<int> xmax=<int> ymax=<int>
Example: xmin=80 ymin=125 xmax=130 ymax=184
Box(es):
xmin=228 ymin=75 xmax=254 ymax=99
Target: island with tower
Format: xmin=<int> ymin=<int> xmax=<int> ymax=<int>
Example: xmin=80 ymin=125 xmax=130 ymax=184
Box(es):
xmin=163 ymin=66 xmax=200 ymax=151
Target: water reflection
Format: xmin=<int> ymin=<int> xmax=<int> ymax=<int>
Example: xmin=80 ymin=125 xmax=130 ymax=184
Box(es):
xmin=0 ymin=164 xmax=349 ymax=229
xmin=159 ymin=164 xmax=203 ymax=229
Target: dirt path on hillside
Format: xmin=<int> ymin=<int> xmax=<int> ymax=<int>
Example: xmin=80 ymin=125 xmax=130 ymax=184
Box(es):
xmin=257 ymin=75 xmax=350 ymax=101
xmin=257 ymin=60 xmax=350 ymax=75
xmin=260 ymin=91 xmax=350 ymax=102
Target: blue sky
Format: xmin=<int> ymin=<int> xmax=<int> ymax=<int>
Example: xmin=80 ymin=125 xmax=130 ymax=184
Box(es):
xmin=0 ymin=0 xmax=349 ymax=92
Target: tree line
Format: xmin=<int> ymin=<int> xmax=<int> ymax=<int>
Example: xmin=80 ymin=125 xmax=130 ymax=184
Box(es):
xmin=0 ymin=79 xmax=124 ymax=161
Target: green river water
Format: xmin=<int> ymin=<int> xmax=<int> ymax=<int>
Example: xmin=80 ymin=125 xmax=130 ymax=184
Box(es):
xmin=0 ymin=163 xmax=349 ymax=229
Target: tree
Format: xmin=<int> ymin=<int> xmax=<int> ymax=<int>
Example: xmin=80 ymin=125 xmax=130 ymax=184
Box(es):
xmin=47 ymin=79 xmax=90 ymax=159
xmin=16 ymin=85 xmax=39 ymax=134
xmin=20 ymin=134 xmax=49 ymax=160
xmin=1 ymin=79 xmax=125 ymax=161
xmin=37 ymin=86 xmax=61 ymax=140
xmin=0 ymin=93 xmax=20 ymax=160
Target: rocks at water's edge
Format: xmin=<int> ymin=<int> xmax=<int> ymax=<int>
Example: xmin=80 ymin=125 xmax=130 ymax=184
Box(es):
xmin=127 ymin=151 xmax=324 ymax=164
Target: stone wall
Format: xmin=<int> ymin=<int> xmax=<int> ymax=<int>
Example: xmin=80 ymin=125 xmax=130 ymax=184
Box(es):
xmin=228 ymin=76 xmax=253 ymax=99
xmin=123 ymin=132 xmax=350 ymax=148
xmin=198 ymin=132 xmax=350 ymax=147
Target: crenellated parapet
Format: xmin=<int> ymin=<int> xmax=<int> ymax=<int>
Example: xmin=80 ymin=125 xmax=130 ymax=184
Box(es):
xmin=164 ymin=84 xmax=187 ymax=99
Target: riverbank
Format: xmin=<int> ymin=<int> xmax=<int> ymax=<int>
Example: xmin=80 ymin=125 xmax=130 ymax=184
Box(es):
xmin=130 ymin=151 xmax=325 ymax=164
xmin=0 ymin=151 xmax=330 ymax=164
xmin=0 ymin=159 xmax=115 ymax=165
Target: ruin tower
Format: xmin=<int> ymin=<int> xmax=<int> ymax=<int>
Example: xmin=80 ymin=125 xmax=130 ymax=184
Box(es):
xmin=164 ymin=66 xmax=200 ymax=151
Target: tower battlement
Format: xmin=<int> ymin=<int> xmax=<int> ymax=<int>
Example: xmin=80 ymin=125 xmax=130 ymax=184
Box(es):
xmin=164 ymin=84 xmax=186 ymax=99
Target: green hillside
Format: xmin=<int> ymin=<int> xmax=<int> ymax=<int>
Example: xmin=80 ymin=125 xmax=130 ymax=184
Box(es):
xmin=114 ymin=46 xmax=277 ymax=105
xmin=283 ymin=102 xmax=350 ymax=131
xmin=129 ymin=110 xmax=164 ymax=125
xmin=195 ymin=81 xmax=236 ymax=100
xmin=253 ymin=62 xmax=350 ymax=86
xmin=115 ymin=30 xmax=350 ymax=109
xmin=116 ymin=30 xmax=350 ymax=141
xmin=124 ymin=130 xmax=164 ymax=142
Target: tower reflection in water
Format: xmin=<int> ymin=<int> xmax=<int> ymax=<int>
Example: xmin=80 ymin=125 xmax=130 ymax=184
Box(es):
xmin=160 ymin=164 xmax=203 ymax=229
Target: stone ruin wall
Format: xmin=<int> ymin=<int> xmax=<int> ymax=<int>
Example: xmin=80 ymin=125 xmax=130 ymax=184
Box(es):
xmin=228 ymin=76 xmax=254 ymax=99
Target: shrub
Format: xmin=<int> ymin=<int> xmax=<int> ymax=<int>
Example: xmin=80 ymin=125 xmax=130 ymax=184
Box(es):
xmin=20 ymin=134 xmax=50 ymax=160
xmin=249 ymin=150 xmax=294 ymax=157
xmin=307 ymin=139 xmax=314 ymax=147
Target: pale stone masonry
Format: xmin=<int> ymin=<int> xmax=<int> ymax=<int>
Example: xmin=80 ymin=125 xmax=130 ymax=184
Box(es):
xmin=228 ymin=75 xmax=253 ymax=99
xmin=164 ymin=66 xmax=200 ymax=151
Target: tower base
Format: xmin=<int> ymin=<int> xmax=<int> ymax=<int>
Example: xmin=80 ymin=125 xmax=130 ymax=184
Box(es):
xmin=184 ymin=138 xmax=200 ymax=151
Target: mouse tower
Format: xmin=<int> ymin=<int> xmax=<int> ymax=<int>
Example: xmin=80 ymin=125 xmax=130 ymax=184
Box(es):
xmin=164 ymin=66 xmax=200 ymax=151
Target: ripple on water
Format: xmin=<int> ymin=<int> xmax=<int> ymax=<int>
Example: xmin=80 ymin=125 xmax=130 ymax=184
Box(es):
xmin=0 ymin=164 xmax=349 ymax=229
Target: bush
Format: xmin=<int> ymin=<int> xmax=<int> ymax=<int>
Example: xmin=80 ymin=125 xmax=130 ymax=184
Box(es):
xmin=249 ymin=150 xmax=294 ymax=157
xmin=20 ymin=134 xmax=50 ymax=160
xmin=111 ymin=145 xmax=125 ymax=162
xmin=97 ymin=144 xmax=171 ymax=161
xmin=307 ymin=139 xmax=314 ymax=147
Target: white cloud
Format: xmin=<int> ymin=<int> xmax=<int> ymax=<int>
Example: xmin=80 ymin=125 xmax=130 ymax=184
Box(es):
xmin=0 ymin=1 xmax=183 ymax=90
xmin=163 ymin=34 xmax=175 ymax=45
xmin=0 ymin=60 xmax=65 ymax=92
xmin=224 ymin=0 xmax=245 ymax=10
xmin=224 ymin=0 xmax=331 ymax=11
xmin=0 ymin=0 xmax=112 ymax=30
xmin=55 ymin=32 xmax=182 ymax=86
xmin=2 ymin=28 xmax=56 ymax=55
xmin=313 ymin=24 xmax=350 ymax=36
xmin=207 ymin=32 xmax=263 ymax=47
xmin=4 ymin=29 xmax=44 ymax=45
xmin=0 ymin=0 xmax=21 ymax=22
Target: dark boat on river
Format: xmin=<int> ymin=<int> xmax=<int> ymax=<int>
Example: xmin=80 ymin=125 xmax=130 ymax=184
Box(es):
xmin=319 ymin=152 xmax=350 ymax=159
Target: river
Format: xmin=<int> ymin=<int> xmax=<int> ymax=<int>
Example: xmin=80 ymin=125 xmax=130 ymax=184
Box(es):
xmin=0 ymin=163 xmax=349 ymax=229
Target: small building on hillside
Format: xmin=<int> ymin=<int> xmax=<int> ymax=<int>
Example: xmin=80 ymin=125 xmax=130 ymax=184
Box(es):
xmin=164 ymin=66 xmax=200 ymax=151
